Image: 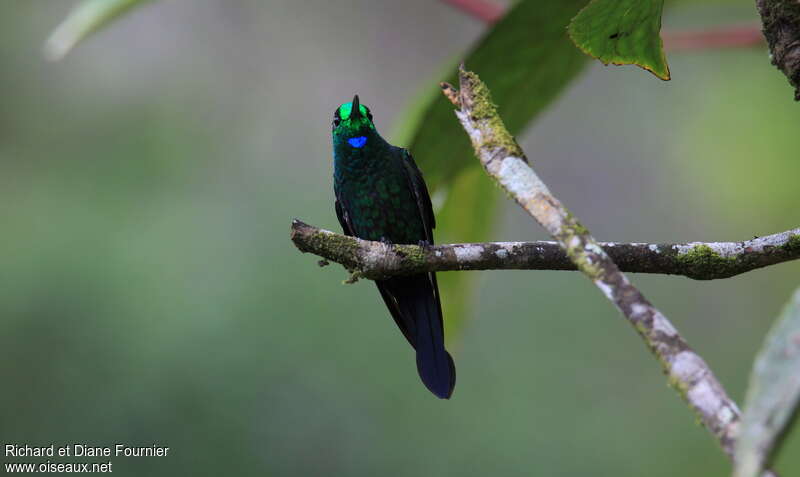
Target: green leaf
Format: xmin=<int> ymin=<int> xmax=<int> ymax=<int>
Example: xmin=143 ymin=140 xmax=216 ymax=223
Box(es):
xmin=735 ymin=286 xmax=800 ymax=477
xmin=407 ymin=0 xmax=590 ymax=192
xmin=396 ymin=0 xmax=590 ymax=335
xmin=44 ymin=0 xmax=153 ymax=61
xmin=567 ymin=0 xmax=670 ymax=80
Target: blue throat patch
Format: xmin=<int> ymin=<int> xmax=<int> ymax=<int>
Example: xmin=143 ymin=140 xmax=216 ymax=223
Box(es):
xmin=348 ymin=136 xmax=367 ymax=148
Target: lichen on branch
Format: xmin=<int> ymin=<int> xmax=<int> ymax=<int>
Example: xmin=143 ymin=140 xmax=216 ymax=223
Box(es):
xmin=290 ymin=220 xmax=800 ymax=281
xmin=442 ymin=65 xmax=776 ymax=475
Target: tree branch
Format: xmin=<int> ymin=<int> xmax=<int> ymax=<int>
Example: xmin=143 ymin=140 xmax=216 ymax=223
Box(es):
xmin=441 ymin=66 xmax=776 ymax=475
xmin=756 ymin=0 xmax=800 ymax=100
xmin=290 ymin=220 xmax=800 ymax=280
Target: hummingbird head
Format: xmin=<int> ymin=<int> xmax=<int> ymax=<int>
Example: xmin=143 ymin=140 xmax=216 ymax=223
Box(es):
xmin=332 ymin=95 xmax=376 ymax=149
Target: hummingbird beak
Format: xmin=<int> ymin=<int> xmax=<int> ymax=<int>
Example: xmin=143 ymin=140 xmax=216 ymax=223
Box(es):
xmin=351 ymin=95 xmax=361 ymax=120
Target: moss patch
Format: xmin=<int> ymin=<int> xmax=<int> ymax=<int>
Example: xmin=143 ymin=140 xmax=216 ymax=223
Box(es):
xmin=393 ymin=244 xmax=428 ymax=272
xmin=677 ymin=244 xmax=740 ymax=280
xmin=564 ymin=212 xmax=590 ymax=237
xmin=459 ymin=69 xmax=525 ymax=158
xmin=783 ymin=234 xmax=800 ymax=253
xmin=309 ymin=231 xmax=361 ymax=268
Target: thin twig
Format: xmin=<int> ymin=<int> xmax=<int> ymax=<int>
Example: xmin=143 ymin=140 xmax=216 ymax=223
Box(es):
xmin=291 ymin=220 xmax=800 ymax=281
xmin=442 ymin=66 xmax=776 ymax=476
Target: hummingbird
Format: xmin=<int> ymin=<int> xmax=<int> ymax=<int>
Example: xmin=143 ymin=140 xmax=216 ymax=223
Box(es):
xmin=331 ymin=95 xmax=456 ymax=399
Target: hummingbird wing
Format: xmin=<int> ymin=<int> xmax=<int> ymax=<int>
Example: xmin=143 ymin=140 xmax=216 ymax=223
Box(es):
xmin=373 ymin=147 xmax=442 ymax=350
xmin=400 ymin=149 xmax=435 ymax=241
xmin=334 ymin=199 xmax=353 ymax=236
xmin=398 ymin=149 xmax=455 ymax=398
xmin=376 ymin=282 xmax=416 ymax=347
xmin=398 ymin=148 xmax=445 ymax=345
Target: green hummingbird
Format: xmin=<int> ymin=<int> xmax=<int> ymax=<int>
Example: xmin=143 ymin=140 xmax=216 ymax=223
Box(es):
xmin=332 ymin=95 xmax=456 ymax=399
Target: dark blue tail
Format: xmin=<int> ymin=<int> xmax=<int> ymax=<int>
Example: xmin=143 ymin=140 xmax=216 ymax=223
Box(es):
xmin=382 ymin=275 xmax=455 ymax=399
xmin=409 ymin=291 xmax=455 ymax=399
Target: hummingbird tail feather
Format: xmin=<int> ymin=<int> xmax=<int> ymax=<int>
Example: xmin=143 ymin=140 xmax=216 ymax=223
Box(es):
xmin=398 ymin=276 xmax=455 ymax=399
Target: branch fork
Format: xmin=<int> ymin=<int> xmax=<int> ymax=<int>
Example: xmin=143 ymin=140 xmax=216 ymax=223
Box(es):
xmin=441 ymin=66 xmax=779 ymax=475
xmin=290 ymin=66 xmax=789 ymax=476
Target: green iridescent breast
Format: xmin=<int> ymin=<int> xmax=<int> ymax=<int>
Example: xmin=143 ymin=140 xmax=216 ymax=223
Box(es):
xmin=334 ymin=149 xmax=426 ymax=244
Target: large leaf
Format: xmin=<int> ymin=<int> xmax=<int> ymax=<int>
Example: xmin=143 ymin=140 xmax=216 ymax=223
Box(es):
xmin=397 ymin=0 xmax=590 ymax=335
xmin=408 ymin=0 xmax=590 ymax=191
xmin=44 ymin=0 xmax=153 ymax=61
xmin=568 ymin=0 xmax=670 ymax=80
xmin=735 ymin=286 xmax=800 ymax=477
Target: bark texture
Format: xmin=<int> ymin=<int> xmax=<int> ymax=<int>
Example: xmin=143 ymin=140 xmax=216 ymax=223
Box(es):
xmin=757 ymin=0 xmax=800 ymax=100
xmin=291 ymin=220 xmax=800 ymax=280
xmin=443 ymin=66 xmax=776 ymax=475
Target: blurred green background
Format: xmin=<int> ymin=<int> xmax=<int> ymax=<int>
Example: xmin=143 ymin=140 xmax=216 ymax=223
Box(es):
xmin=1 ymin=1 xmax=799 ymax=475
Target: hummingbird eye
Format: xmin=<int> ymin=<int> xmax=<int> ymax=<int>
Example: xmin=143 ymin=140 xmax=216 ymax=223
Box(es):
xmin=366 ymin=112 xmax=373 ymax=121
xmin=332 ymin=118 xmax=341 ymax=128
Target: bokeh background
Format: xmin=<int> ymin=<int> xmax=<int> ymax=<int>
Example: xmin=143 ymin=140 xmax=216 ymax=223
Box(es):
xmin=1 ymin=1 xmax=799 ymax=475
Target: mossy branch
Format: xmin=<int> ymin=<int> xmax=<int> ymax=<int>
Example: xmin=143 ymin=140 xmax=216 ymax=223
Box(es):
xmin=291 ymin=220 xmax=800 ymax=281
xmin=442 ymin=65 xmax=776 ymax=475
